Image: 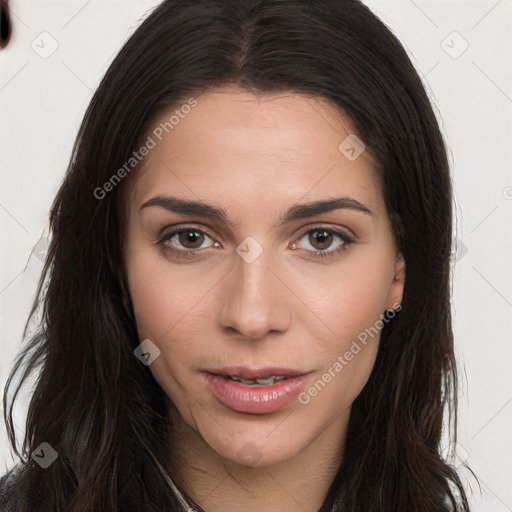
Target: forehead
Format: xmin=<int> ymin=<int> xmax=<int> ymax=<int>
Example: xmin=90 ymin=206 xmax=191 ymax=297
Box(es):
xmin=127 ymin=87 xmax=383 ymax=217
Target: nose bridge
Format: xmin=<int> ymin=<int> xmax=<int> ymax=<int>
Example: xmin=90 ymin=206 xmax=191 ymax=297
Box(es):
xmin=219 ymin=242 xmax=290 ymax=339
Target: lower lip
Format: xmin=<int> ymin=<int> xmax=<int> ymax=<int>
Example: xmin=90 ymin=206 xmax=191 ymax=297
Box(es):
xmin=204 ymin=373 xmax=309 ymax=414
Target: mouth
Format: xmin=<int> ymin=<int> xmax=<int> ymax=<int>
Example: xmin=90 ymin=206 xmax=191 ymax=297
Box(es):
xmin=221 ymin=374 xmax=288 ymax=386
xmin=203 ymin=367 xmax=311 ymax=414
xmin=206 ymin=367 xmax=307 ymax=384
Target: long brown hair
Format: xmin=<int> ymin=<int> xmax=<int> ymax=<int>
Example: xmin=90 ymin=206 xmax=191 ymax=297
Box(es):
xmin=3 ymin=1 xmax=470 ymax=510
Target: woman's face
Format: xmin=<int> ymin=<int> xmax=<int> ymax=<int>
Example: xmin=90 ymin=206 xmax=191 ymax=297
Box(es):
xmin=123 ymin=87 xmax=405 ymax=468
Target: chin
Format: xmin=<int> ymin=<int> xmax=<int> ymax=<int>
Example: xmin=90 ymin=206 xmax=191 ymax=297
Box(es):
xmin=190 ymin=410 xmax=312 ymax=469
xmin=215 ymin=436 xmax=304 ymax=469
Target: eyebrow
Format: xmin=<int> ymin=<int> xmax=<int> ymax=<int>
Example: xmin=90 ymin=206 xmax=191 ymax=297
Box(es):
xmin=140 ymin=195 xmax=374 ymax=227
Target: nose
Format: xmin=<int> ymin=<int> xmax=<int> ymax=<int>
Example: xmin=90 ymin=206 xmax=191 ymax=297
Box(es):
xmin=218 ymin=247 xmax=292 ymax=340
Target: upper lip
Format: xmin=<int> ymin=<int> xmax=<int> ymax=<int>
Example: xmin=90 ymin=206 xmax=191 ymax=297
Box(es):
xmin=206 ymin=366 xmax=309 ymax=380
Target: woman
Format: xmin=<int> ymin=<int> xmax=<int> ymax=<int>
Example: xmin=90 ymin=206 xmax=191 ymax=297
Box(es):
xmin=1 ymin=0 xmax=470 ymax=510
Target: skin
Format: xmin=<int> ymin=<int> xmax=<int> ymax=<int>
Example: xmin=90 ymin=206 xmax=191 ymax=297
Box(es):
xmin=123 ymin=86 xmax=405 ymax=512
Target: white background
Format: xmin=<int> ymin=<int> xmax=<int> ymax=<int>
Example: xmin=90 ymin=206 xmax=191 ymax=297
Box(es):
xmin=0 ymin=1 xmax=511 ymax=510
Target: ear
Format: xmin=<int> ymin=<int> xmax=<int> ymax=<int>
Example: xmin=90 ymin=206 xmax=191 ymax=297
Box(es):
xmin=385 ymin=253 xmax=405 ymax=310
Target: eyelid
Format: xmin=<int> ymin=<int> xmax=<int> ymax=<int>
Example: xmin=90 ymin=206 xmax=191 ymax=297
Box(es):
xmin=157 ymin=223 xmax=355 ymax=241
xmin=294 ymin=223 xmax=354 ymax=241
xmin=157 ymin=223 xmax=355 ymax=257
xmin=291 ymin=225 xmax=354 ymax=257
xmin=157 ymin=224 xmax=218 ymax=248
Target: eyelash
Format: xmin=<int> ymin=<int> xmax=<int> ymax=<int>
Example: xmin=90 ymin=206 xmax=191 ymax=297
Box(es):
xmin=157 ymin=225 xmax=355 ymax=261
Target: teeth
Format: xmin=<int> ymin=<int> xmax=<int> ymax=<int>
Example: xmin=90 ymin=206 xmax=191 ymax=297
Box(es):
xmin=255 ymin=377 xmax=276 ymax=385
xmin=226 ymin=375 xmax=287 ymax=385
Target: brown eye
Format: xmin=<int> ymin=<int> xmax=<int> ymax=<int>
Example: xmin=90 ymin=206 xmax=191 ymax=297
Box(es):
xmin=309 ymin=230 xmax=333 ymax=250
xmin=158 ymin=227 xmax=217 ymax=256
xmin=178 ymin=230 xmax=205 ymax=249
xmin=157 ymin=226 xmax=219 ymax=260
xmin=292 ymin=227 xmax=354 ymax=260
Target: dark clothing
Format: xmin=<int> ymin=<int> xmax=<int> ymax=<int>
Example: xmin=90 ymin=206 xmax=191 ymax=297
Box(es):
xmin=1 ymin=462 xmax=458 ymax=512
xmin=0 ymin=465 xmax=26 ymax=511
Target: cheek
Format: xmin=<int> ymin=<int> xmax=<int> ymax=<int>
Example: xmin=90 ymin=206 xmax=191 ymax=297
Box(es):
xmin=125 ymin=245 xmax=205 ymax=340
xmin=125 ymin=249 xmax=224 ymax=390
xmin=293 ymin=256 xmax=393 ymax=400
xmin=126 ymin=244 xmax=394 ymax=357
xmin=128 ymin=277 xmax=208 ymax=379
xmin=125 ymin=257 xmax=206 ymax=415
xmin=298 ymin=285 xmax=384 ymax=415
xmin=297 ymin=255 xmax=394 ymax=340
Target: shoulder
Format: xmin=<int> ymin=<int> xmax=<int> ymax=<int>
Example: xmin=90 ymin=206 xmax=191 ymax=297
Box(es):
xmin=0 ymin=464 xmax=27 ymax=511
xmin=0 ymin=463 xmax=54 ymax=511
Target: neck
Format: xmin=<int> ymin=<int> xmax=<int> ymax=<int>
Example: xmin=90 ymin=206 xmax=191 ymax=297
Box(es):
xmin=167 ymin=404 xmax=348 ymax=512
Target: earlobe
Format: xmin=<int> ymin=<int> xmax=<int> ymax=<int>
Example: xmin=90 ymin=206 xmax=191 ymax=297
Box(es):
xmin=386 ymin=254 xmax=406 ymax=310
